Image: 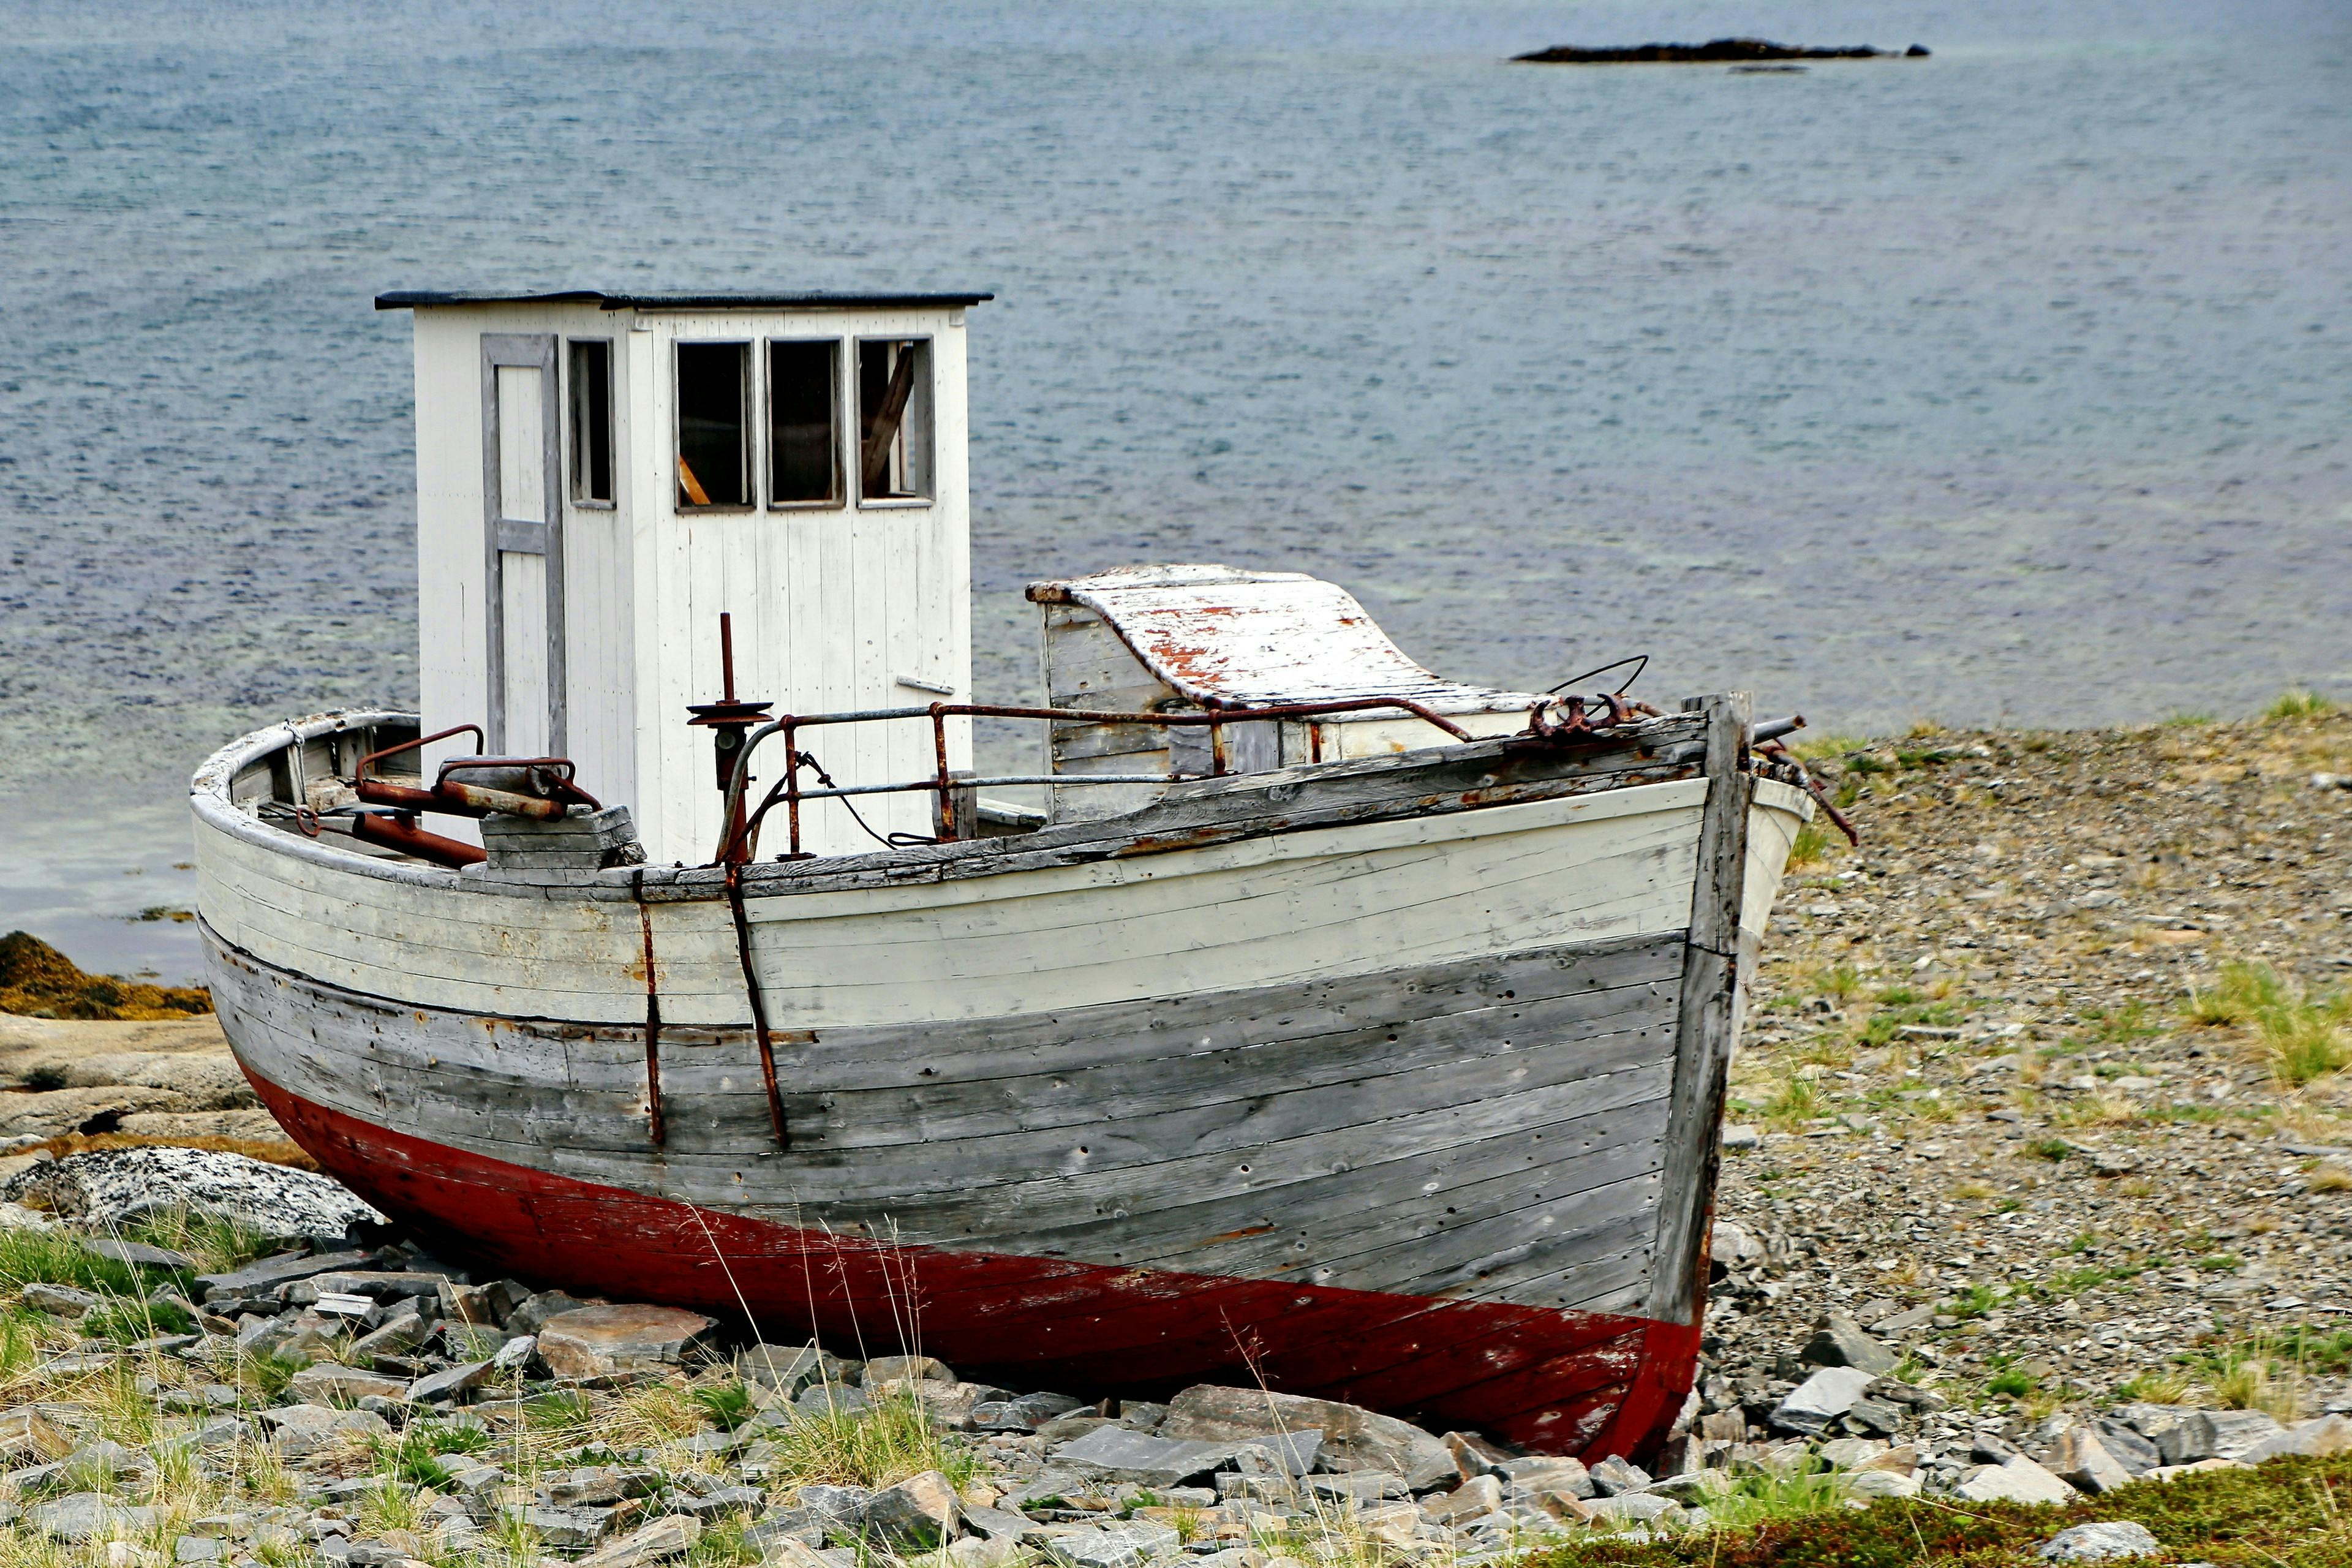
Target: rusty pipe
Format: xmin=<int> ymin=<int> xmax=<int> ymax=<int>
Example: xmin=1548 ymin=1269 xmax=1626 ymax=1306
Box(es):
xmin=354 ymin=777 xmax=567 ymax=821
xmin=342 ymin=812 xmax=486 ymax=868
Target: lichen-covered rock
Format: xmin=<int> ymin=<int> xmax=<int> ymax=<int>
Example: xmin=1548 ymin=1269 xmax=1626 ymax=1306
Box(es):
xmin=0 ymin=1147 xmax=383 ymax=1240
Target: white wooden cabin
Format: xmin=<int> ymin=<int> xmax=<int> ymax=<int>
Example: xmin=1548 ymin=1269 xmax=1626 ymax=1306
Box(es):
xmin=379 ymin=289 xmax=987 ymax=863
xmin=1027 ymin=565 xmax=1553 ymax=824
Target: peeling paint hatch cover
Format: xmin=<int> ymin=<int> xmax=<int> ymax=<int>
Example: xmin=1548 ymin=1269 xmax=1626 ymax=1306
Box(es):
xmin=1025 ymin=564 xmax=1548 ymax=715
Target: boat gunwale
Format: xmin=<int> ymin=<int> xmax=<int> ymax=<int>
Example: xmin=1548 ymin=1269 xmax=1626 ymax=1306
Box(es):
xmin=190 ymin=706 xmax=1730 ymax=902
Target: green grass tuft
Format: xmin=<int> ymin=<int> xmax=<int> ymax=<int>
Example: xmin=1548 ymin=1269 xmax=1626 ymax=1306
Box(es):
xmin=0 ymin=1229 xmax=167 ymax=1296
xmin=761 ymin=1387 xmax=976 ymax=1490
xmin=81 ymin=1297 xmax=195 ymax=1343
xmin=2267 ymin=688 xmax=2334 ymax=720
xmin=692 ymin=1381 xmax=756 ymax=1431
xmin=2187 ymin=960 xmax=2352 ymax=1085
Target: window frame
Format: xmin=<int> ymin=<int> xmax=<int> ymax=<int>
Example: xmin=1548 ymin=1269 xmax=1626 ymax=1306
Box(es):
xmin=565 ymin=337 xmax=616 ymax=510
xmin=763 ymin=336 xmax=847 ymax=511
xmin=673 ymin=339 xmax=756 ymax=513
xmin=854 ymin=334 xmax=936 ymax=509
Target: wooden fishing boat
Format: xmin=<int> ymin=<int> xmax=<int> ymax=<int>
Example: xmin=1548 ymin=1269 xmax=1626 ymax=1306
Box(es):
xmin=192 ymin=290 xmax=1818 ymax=1460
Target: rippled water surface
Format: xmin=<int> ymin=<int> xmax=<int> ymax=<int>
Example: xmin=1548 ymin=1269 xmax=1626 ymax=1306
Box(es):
xmin=2 ymin=0 xmax=2348 ymax=978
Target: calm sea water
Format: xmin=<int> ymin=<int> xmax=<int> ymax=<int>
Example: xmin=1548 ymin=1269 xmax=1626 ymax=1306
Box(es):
xmin=2 ymin=0 xmax=2348 ymax=980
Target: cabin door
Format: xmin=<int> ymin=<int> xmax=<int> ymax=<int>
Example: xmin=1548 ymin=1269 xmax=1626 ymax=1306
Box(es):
xmin=481 ymin=334 xmax=567 ymax=756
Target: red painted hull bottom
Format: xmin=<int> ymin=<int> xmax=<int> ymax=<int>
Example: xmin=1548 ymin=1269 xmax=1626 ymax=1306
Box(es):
xmin=251 ymin=1074 xmax=1700 ymax=1460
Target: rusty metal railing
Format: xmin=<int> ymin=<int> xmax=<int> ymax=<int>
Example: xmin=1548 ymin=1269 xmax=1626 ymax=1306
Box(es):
xmin=714 ymin=696 xmax=1495 ymax=865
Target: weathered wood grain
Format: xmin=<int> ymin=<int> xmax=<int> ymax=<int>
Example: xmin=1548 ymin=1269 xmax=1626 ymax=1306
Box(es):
xmin=212 ymin=924 xmax=1683 ymax=1304
xmin=1645 ymin=693 xmax=1753 ymax=1324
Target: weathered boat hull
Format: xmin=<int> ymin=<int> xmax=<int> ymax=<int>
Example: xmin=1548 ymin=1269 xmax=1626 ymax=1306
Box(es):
xmin=192 ymin=700 xmax=1808 ymax=1458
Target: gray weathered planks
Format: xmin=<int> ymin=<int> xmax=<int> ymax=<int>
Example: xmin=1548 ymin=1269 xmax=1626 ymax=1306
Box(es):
xmin=211 ymin=924 xmax=1685 ymax=1308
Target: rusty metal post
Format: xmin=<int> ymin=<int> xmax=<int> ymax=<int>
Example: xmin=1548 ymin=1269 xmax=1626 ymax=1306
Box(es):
xmin=932 ymin=704 xmax=955 ymax=841
xmin=783 ymin=721 xmax=802 ymax=858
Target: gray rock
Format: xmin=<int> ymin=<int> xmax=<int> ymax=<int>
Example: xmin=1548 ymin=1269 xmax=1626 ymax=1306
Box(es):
xmin=1227 ymin=1430 xmax=1321 ymax=1477
xmin=59 ymin=1439 xmax=145 ymax=1485
xmin=405 ymin=1360 xmax=492 ymax=1404
xmin=1046 ymin=1520 xmax=1181 ymax=1568
xmin=796 ymin=1485 xmax=874 ymax=1529
xmin=85 ymin=1237 xmax=195 ymax=1271
xmin=1588 ymin=1455 xmax=1651 ymax=1496
xmin=298 ymin=1271 xmax=453 ymax=1302
xmin=861 ymin=1470 xmax=959 ymax=1548
xmin=29 ymin=1492 xmax=162 ymax=1544
xmin=957 ymin=1506 xmax=1038 ymax=1544
xmin=505 ymin=1290 xmax=594 ymax=1338
xmin=2204 ymin=1409 xmax=2286 ymax=1461
xmin=4 ymin=1149 xmax=383 ymax=1240
xmin=2094 ymin=1420 xmax=2162 ymax=1476
xmin=2243 ymin=1413 xmax=2352 ymax=1461
xmin=1441 ymin=1429 xmax=1513 ymax=1480
xmin=1033 ymin=1410 xmax=1110 ymax=1444
xmin=287 ymin=1365 xmax=407 ymax=1406
xmin=575 ymin=1515 xmax=702 ymax=1568
xmin=1842 ymin=1469 xmax=1920 ymax=1499
xmin=1159 ymin=1384 xmax=1453 ymax=1491
xmin=970 ymin=1391 xmax=1085 ymax=1433
xmin=546 ymin=1466 xmax=658 ymax=1506
xmin=349 ymin=1308 xmax=428 ymax=1359
xmin=233 ymin=1313 xmax=296 ymax=1356
xmin=259 ymin=1403 xmax=389 ymax=1457
xmin=1804 ymin=1315 xmax=1900 ymax=1376
xmin=1770 ymin=1366 xmax=1875 ymax=1435
xmin=521 ymin=1507 xmax=620 ymax=1548
xmin=21 ymin=1284 xmax=95 ymax=1315
xmin=678 ymin=1487 xmax=764 ymax=1521
xmin=1423 ymin=1476 xmax=1501 ymax=1521
xmin=2154 ymin=1411 xmax=2218 ymax=1466
xmin=1844 ymin=1396 xmax=1905 ymax=1436
xmin=743 ymin=1508 xmax=828 ymax=1551
xmin=491 ymin=1333 xmax=537 ymax=1373
xmin=2037 ymin=1521 xmax=2162 ymax=1561
xmin=1872 ymin=1305 xmax=1937 ymax=1335
xmin=2051 ymin=1427 xmax=2134 ymax=1495
xmin=1956 ymin=1456 xmax=2078 ymax=1506
xmin=438 ymin=1281 xmax=498 ymax=1326
xmin=1308 ymin=1471 xmax=1406 ymax=1502
xmin=1052 ymin=1425 xmax=1238 ymax=1487
xmin=1503 ymin=1455 xmax=1594 ymax=1499
xmin=176 ymin=1536 xmax=224 ymax=1562
xmin=796 ymin=1383 xmax=870 ymax=1417
xmin=862 ymin=1355 xmax=954 ymax=1387
xmin=1709 ymin=1221 xmax=1765 ymax=1268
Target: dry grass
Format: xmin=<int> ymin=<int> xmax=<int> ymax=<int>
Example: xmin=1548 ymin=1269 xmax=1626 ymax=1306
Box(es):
xmin=2185 ymin=960 xmax=2351 ymax=1087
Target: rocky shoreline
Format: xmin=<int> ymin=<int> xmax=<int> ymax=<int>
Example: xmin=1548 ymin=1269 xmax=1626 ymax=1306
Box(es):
xmin=0 ymin=1155 xmax=2323 ymax=1568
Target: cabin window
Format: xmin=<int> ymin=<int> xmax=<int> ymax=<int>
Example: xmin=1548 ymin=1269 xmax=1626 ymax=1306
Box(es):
xmin=567 ymin=339 xmax=613 ymax=506
xmin=676 ymin=341 xmax=751 ymax=508
xmin=767 ymin=339 xmax=842 ymax=507
xmin=857 ymin=338 xmax=933 ymax=503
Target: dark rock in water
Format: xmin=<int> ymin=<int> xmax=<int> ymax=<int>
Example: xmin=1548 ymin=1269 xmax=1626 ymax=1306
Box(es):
xmin=0 ymin=931 xmax=210 ymax=1022
xmin=1514 ymin=38 xmax=1926 ymax=66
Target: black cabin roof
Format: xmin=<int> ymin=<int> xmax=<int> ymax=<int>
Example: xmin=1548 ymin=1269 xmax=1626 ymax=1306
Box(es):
xmin=375 ymin=290 xmax=992 ymax=311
